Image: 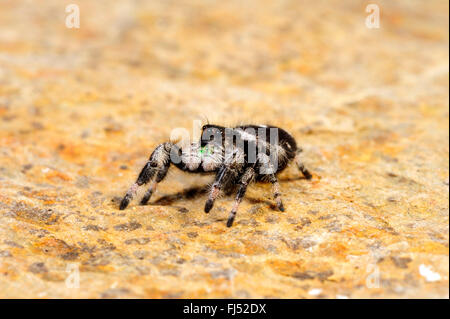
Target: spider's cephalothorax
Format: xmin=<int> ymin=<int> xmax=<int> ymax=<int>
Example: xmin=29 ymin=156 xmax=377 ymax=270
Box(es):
xmin=119 ymin=124 xmax=312 ymax=227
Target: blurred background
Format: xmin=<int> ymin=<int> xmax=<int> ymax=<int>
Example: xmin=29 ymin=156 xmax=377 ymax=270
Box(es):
xmin=0 ymin=0 xmax=448 ymax=298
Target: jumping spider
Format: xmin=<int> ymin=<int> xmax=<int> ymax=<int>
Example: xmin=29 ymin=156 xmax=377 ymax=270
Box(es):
xmin=119 ymin=124 xmax=312 ymax=227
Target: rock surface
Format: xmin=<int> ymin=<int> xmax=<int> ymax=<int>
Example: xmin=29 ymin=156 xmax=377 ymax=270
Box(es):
xmin=0 ymin=0 xmax=448 ymax=298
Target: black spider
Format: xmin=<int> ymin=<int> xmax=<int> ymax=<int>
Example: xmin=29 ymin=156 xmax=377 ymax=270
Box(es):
xmin=119 ymin=124 xmax=312 ymax=227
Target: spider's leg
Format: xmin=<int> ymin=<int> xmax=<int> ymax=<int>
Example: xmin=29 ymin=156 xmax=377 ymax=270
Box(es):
xmin=295 ymin=149 xmax=312 ymax=179
xmin=120 ymin=143 xmax=172 ymax=210
xmin=140 ymin=181 xmax=157 ymax=205
xmin=120 ymin=161 xmax=155 ymax=210
xmin=140 ymin=162 xmax=170 ymax=205
xmin=269 ymin=173 xmax=285 ymax=211
xmin=226 ymin=167 xmax=255 ymax=227
xmin=204 ymin=165 xmax=235 ymax=213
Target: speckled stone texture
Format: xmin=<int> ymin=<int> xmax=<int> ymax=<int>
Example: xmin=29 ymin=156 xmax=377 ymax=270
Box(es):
xmin=0 ymin=0 xmax=448 ymax=298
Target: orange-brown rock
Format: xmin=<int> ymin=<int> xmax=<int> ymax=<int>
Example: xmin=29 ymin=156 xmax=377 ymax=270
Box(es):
xmin=0 ymin=0 xmax=448 ymax=298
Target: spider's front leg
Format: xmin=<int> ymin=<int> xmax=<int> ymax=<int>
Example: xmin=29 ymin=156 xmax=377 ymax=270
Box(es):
xmin=139 ymin=161 xmax=170 ymax=206
xmin=119 ymin=143 xmax=172 ymax=210
xmin=226 ymin=166 xmax=256 ymax=227
xmin=204 ymin=146 xmax=246 ymax=213
xmin=204 ymin=165 xmax=236 ymax=213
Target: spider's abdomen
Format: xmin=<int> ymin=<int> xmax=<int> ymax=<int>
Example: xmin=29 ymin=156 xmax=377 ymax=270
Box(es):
xmin=233 ymin=125 xmax=297 ymax=172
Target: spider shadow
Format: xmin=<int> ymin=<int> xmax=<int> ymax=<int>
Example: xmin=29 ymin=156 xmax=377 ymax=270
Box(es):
xmin=278 ymin=175 xmax=310 ymax=183
xmin=146 ymin=175 xmax=308 ymax=209
xmin=150 ymin=186 xmax=208 ymax=206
